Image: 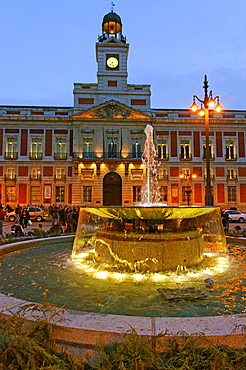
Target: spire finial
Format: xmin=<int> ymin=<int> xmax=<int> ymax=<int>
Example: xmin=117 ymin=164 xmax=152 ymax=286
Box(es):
xmin=111 ymin=2 xmax=115 ymax=12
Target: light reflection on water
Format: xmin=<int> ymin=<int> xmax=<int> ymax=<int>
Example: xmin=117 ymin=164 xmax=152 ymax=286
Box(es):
xmin=0 ymin=241 xmax=246 ymax=317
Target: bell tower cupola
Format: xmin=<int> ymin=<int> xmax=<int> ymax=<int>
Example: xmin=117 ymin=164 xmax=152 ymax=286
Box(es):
xmin=98 ymin=3 xmax=126 ymax=43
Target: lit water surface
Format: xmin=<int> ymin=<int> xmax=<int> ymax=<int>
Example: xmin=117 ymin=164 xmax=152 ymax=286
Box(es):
xmin=0 ymin=240 xmax=246 ymax=317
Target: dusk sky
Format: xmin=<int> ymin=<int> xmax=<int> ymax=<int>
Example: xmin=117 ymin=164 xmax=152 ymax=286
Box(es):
xmin=1 ymin=0 xmax=246 ymax=110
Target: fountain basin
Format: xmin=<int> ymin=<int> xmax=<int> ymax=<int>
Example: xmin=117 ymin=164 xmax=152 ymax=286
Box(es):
xmin=73 ymin=206 xmax=227 ymax=272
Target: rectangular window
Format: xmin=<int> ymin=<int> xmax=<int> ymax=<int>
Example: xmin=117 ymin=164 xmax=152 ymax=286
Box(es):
xmin=30 ymin=137 xmax=42 ymax=159
xmin=133 ymin=186 xmax=141 ymax=202
xmin=83 ymin=186 xmax=92 ymax=203
xmin=108 ymin=80 xmax=117 ymax=87
xmin=131 ymin=138 xmax=141 ymax=158
xmin=5 ymin=186 xmax=15 ymax=203
xmin=6 ymin=168 xmax=16 ymax=179
xmin=157 ymin=138 xmax=168 ymax=159
xmin=159 ymin=186 xmax=168 ymax=202
xmin=55 ymin=186 xmax=65 ymax=203
xmin=228 ymin=186 xmax=236 ymax=202
xmin=55 ymin=137 xmax=67 ymax=159
xmin=225 ymin=139 xmax=236 ymax=160
xmin=107 ymin=137 xmax=118 ymax=158
xmin=180 ymin=139 xmax=191 ymax=160
xmin=6 ymin=137 xmax=18 ymax=159
xmin=227 ymin=169 xmax=236 ymax=180
xmin=158 ymin=168 xmax=168 ymax=180
xmin=83 ymin=137 xmax=93 ymax=158
xmin=30 ymin=186 xmax=41 ymax=203
xmin=202 ymin=139 xmax=213 ymax=159
xmin=55 ymin=168 xmax=66 ymax=179
xmin=31 ymin=168 xmax=41 ymax=180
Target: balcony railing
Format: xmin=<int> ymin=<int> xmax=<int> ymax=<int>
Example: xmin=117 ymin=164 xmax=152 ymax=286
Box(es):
xmin=54 ymin=153 xmax=67 ymax=160
xmin=30 ymin=174 xmax=41 ymax=180
xmin=29 ymin=152 xmax=43 ymax=160
xmin=225 ymin=154 xmax=237 ymax=161
xmin=226 ymin=175 xmax=237 ymax=180
xmin=5 ymin=152 xmax=18 ymax=160
xmin=202 ymin=153 xmax=215 ymax=161
xmin=4 ymin=174 xmax=16 ymax=180
xmin=179 ymin=153 xmax=192 ymax=161
xmin=54 ymin=174 xmax=66 ymax=180
xmin=156 ymin=154 xmax=169 ymax=161
xmin=72 ymin=152 xmax=142 ymax=160
xmin=158 ymin=175 xmax=169 ymax=180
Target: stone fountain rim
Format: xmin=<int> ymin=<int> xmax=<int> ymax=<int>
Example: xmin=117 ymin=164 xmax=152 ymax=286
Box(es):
xmin=1 ymin=236 xmax=246 ymax=348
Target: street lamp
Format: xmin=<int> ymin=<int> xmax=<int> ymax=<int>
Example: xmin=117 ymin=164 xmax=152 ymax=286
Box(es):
xmin=190 ymin=75 xmax=222 ymax=206
xmin=179 ymin=171 xmax=197 ymax=206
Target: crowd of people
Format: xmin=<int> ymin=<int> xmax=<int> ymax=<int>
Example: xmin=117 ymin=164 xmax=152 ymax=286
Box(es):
xmin=0 ymin=204 xmax=80 ymax=238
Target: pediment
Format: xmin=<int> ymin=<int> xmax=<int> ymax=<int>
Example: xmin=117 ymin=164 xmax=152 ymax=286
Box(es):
xmin=73 ymin=100 xmax=152 ymax=120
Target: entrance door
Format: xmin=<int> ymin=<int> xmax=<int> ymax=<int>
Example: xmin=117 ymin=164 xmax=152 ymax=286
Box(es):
xmin=103 ymin=172 xmax=122 ymax=206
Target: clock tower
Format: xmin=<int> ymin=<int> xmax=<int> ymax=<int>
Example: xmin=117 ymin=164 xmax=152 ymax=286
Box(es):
xmin=73 ymin=9 xmax=151 ymax=113
xmin=96 ymin=10 xmax=129 ymax=95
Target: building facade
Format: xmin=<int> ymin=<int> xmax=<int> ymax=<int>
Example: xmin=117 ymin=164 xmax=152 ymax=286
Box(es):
xmin=0 ymin=10 xmax=246 ymax=210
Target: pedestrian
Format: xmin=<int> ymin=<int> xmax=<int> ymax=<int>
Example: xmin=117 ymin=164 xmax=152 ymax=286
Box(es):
xmin=22 ymin=207 xmax=30 ymax=230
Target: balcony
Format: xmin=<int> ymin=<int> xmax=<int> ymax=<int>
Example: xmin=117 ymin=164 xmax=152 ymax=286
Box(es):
xmin=156 ymin=154 xmax=169 ymax=161
xmin=202 ymin=153 xmax=215 ymax=161
xmin=72 ymin=152 xmax=143 ymax=160
xmin=5 ymin=152 xmax=18 ymax=160
xmin=54 ymin=153 xmax=67 ymax=160
xmin=179 ymin=153 xmax=192 ymax=161
xmin=30 ymin=174 xmax=41 ymax=180
xmin=225 ymin=154 xmax=237 ymax=161
xmin=158 ymin=175 xmax=169 ymax=180
xmin=4 ymin=174 xmax=16 ymax=180
xmin=54 ymin=174 xmax=66 ymax=180
xmin=73 ymin=152 xmax=101 ymax=160
xmin=29 ymin=152 xmax=43 ymax=160
xmin=226 ymin=175 xmax=237 ymax=180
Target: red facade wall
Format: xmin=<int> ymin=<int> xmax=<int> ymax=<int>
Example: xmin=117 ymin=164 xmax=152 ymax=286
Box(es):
xmin=194 ymin=183 xmax=202 ymax=203
xmin=19 ymin=184 xmax=27 ymax=204
xmin=217 ymin=184 xmax=225 ymax=203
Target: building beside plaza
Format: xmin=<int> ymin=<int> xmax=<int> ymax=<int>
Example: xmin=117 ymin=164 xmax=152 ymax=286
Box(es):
xmin=0 ymin=10 xmax=246 ymax=210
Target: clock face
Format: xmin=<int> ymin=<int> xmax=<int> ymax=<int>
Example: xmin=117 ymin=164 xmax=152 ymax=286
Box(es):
xmin=107 ymin=57 xmax=119 ymax=69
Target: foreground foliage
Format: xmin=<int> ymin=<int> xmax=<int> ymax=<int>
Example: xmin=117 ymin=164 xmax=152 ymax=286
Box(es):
xmin=1 ymin=306 xmax=246 ymax=369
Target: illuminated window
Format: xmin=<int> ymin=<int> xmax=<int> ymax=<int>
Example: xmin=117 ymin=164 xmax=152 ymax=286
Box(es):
xmin=83 ymin=186 xmax=92 ymax=203
xmin=132 ymin=138 xmax=141 ymax=158
xmin=55 ymin=168 xmax=66 ymax=179
xmin=225 ymin=139 xmax=236 ymax=160
xmin=202 ymin=139 xmax=213 ymax=159
xmin=157 ymin=138 xmax=168 ymax=159
xmin=133 ymin=186 xmax=141 ymax=202
xmin=30 ymin=137 xmax=42 ymax=159
xmin=83 ymin=137 xmax=93 ymax=157
xmin=55 ymin=186 xmax=65 ymax=202
xmin=159 ymin=186 xmax=168 ymax=202
xmin=180 ymin=139 xmax=191 ymax=160
xmin=6 ymin=168 xmax=16 ymax=179
xmin=55 ymin=137 xmax=67 ymax=159
xmin=228 ymin=186 xmax=236 ymax=202
xmin=30 ymin=186 xmax=41 ymax=203
xmin=6 ymin=137 xmax=18 ymax=159
xmin=31 ymin=168 xmax=41 ymax=179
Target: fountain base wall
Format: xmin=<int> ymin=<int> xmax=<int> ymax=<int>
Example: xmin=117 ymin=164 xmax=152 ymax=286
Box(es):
xmin=96 ymin=229 xmax=203 ymax=271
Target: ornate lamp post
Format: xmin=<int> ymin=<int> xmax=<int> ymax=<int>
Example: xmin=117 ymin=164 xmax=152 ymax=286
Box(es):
xmin=179 ymin=171 xmax=197 ymax=206
xmin=190 ymin=75 xmax=222 ymax=206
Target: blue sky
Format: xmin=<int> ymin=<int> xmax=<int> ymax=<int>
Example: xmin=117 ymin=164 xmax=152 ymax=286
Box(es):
xmin=1 ymin=0 xmax=246 ymax=110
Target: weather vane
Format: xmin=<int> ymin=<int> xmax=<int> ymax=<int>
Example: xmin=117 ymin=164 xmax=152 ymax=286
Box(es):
xmin=111 ymin=2 xmax=115 ymax=12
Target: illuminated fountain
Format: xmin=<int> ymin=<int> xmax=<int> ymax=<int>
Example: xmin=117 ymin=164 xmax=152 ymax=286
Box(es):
xmin=72 ymin=124 xmax=227 ymax=273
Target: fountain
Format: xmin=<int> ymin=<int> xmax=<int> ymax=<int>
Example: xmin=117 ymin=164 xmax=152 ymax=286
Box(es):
xmin=72 ymin=124 xmax=227 ymax=273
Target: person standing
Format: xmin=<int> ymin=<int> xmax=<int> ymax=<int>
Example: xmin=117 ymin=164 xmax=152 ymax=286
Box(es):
xmin=22 ymin=207 xmax=30 ymax=230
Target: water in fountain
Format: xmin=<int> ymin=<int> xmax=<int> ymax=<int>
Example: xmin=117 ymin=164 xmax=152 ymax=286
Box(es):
xmin=140 ymin=124 xmax=161 ymax=205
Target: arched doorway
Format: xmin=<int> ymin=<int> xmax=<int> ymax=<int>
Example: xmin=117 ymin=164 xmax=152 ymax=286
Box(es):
xmin=103 ymin=172 xmax=122 ymax=206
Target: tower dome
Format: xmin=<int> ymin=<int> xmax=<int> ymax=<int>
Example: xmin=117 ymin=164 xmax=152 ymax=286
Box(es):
xmin=102 ymin=11 xmax=122 ymax=35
